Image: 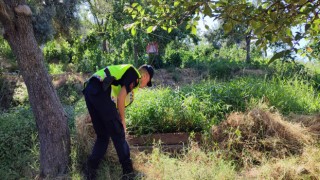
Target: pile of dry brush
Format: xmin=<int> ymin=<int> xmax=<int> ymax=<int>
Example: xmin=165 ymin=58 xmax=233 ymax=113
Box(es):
xmin=211 ymin=108 xmax=319 ymax=167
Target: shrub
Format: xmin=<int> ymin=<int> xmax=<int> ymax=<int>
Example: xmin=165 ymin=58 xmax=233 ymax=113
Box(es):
xmin=55 ymin=74 xmax=84 ymax=105
xmin=0 ymin=107 xmax=38 ymax=179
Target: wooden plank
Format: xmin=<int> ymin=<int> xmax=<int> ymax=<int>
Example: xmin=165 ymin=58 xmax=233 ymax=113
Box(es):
xmin=131 ymin=144 xmax=186 ymax=153
xmin=127 ymin=132 xmax=201 ymax=146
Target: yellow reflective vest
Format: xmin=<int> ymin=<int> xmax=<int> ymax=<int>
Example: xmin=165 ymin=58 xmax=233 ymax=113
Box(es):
xmin=92 ymin=64 xmax=141 ymax=107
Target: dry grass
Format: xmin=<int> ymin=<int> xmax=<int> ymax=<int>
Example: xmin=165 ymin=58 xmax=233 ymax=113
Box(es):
xmin=133 ymin=143 xmax=236 ymax=180
xmin=287 ymin=113 xmax=320 ymax=138
xmin=75 ymin=113 xmax=118 ymax=162
xmin=211 ymin=108 xmax=315 ymax=167
xmin=240 ymin=145 xmax=320 ymax=179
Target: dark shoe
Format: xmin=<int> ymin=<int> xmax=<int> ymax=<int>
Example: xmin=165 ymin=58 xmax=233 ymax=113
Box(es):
xmin=82 ymin=163 xmax=97 ymax=180
xmin=122 ymin=160 xmax=134 ymax=175
xmin=121 ymin=171 xmax=145 ymax=180
xmin=121 ymin=172 xmax=135 ymax=180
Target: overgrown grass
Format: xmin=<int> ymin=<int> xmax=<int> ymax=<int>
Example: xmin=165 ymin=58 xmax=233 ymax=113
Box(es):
xmin=127 ymin=76 xmax=320 ymax=135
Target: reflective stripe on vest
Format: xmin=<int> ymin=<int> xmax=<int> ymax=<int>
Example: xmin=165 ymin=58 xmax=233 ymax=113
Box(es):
xmin=92 ymin=64 xmax=141 ymax=107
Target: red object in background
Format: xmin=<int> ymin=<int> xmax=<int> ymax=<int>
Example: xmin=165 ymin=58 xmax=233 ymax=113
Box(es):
xmin=146 ymin=42 xmax=159 ymax=54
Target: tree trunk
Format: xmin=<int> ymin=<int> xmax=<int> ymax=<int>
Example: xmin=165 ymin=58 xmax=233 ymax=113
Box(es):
xmin=0 ymin=3 xmax=70 ymax=178
xmin=245 ymin=31 xmax=252 ymax=63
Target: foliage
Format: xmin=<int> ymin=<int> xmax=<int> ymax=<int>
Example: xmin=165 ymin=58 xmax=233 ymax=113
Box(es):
xmin=56 ymin=76 xmax=83 ymax=105
xmin=0 ymin=107 xmax=38 ymax=179
xmin=0 ymin=37 xmax=17 ymax=72
xmin=43 ymin=38 xmax=72 ymax=64
xmin=28 ymin=0 xmax=80 ymax=44
xmin=0 ymin=37 xmax=15 ymax=62
xmin=0 ymin=76 xmax=29 ymax=110
xmin=126 ymin=74 xmax=320 ymax=135
xmin=126 ymin=88 xmax=218 ymax=135
xmin=48 ymin=63 xmax=65 ymax=74
xmin=126 ymin=0 xmax=320 ymax=62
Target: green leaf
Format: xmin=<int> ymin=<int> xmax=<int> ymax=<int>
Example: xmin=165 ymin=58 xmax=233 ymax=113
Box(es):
xmin=268 ymin=50 xmax=291 ymax=64
xmin=282 ymin=36 xmax=293 ymax=46
xmin=285 ymin=28 xmax=292 ymax=37
xmin=137 ymin=5 xmax=142 ymax=12
xmin=294 ymin=32 xmax=303 ymax=41
xmin=147 ymin=26 xmax=154 ymax=33
xmin=305 ymin=24 xmax=311 ymax=32
xmin=203 ymin=5 xmax=212 ymax=16
xmin=255 ymin=39 xmax=262 ymax=46
xmin=168 ymin=27 xmax=172 ymax=33
xmin=125 ymin=7 xmax=133 ymax=13
xmin=191 ymin=25 xmax=197 ymax=35
xmin=131 ymin=27 xmax=137 ymax=36
xmin=132 ymin=3 xmax=138 ymax=8
xmin=174 ymin=1 xmax=180 ymax=7
xmin=223 ymin=22 xmax=233 ymax=34
xmin=251 ymin=21 xmax=261 ymax=29
xmin=298 ymin=0 xmax=308 ymax=5
xmin=161 ymin=26 xmax=168 ymax=31
xmin=205 ymin=24 xmax=209 ymax=30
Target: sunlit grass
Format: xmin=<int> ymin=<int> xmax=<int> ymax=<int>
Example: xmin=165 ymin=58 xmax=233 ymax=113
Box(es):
xmin=133 ymin=144 xmax=236 ymax=180
xmin=127 ymin=76 xmax=320 ymax=135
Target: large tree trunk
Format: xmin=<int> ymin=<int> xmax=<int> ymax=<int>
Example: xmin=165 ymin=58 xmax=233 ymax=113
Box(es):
xmin=0 ymin=3 xmax=70 ymax=178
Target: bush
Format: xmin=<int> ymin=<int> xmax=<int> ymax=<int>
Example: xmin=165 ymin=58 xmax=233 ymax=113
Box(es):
xmin=208 ymin=59 xmax=243 ymax=79
xmin=55 ymin=74 xmax=84 ymax=105
xmin=163 ymin=50 xmax=182 ymax=67
xmin=126 ymin=87 xmax=231 ymax=135
xmin=43 ymin=38 xmax=72 ymax=64
xmin=180 ymin=50 xmax=195 ymax=68
xmin=0 ymin=107 xmax=38 ymax=179
xmin=0 ymin=76 xmax=29 ymax=110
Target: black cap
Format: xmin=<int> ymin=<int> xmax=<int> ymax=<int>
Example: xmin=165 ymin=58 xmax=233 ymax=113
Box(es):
xmin=141 ymin=64 xmax=154 ymax=87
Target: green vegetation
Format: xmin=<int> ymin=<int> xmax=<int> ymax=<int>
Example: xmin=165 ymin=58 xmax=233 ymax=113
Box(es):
xmin=2 ymin=37 xmax=320 ymax=177
xmin=126 ymin=75 xmax=320 ymax=135
xmin=0 ymin=107 xmax=38 ymax=179
xmin=1 ymin=0 xmax=320 ymax=178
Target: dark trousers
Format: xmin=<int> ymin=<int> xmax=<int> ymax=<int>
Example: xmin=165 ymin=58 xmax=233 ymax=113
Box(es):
xmin=82 ymin=78 xmax=133 ymax=174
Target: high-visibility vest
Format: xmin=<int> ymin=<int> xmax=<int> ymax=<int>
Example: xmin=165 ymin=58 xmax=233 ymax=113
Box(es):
xmin=92 ymin=64 xmax=141 ymax=107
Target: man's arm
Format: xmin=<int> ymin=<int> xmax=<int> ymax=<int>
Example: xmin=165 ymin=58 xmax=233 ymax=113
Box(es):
xmin=117 ymin=86 xmax=127 ymax=133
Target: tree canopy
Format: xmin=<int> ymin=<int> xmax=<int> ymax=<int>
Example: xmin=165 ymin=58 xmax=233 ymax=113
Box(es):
xmin=125 ymin=0 xmax=320 ymax=62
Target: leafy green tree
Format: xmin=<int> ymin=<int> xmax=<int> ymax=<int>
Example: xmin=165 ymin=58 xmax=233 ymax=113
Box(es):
xmin=74 ymin=0 xmax=198 ymax=69
xmin=204 ymin=23 xmax=253 ymax=63
xmin=0 ymin=0 xmax=79 ymax=178
xmin=126 ymin=0 xmax=320 ymax=63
